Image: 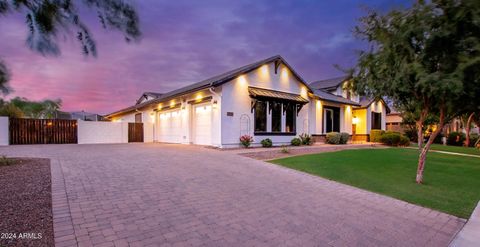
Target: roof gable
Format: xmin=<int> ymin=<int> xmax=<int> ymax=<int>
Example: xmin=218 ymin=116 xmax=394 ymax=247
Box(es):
xmin=310 ymin=75 xmax=349 ymax=90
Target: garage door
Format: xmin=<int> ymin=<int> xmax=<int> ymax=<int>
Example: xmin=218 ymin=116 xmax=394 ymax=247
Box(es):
xmin=157 ymin=109 xmax=182 ymax=143
xmin=193 ymin=104 xmax=212 ymax=145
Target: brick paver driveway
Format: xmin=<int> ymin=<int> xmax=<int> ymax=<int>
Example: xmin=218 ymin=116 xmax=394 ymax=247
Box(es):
xmin=0 ymin=144 xmax=464 ymax=247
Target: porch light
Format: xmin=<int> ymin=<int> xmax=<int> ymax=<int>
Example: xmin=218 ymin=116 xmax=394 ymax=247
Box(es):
xmin=238 ymin=75 xmax=247 ymax=85
xmin=352 ymin=116 xmax=359 ymax=125
xmin=212 ymin=100 xmax=218 ymax=109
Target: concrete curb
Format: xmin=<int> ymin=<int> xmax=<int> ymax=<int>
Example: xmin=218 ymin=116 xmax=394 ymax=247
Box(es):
xmin=449 ymin=201 xmax=480 ymax=247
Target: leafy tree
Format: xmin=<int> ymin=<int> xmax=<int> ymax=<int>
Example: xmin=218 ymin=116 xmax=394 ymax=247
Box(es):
xmin=0 ymin=0 xmax=141 ymax=95
xmin=352 ymin=0 xmax=480 ymax=184
xmin=8 ymin=97 xmax=61 ymax=118
xmin=0 ymin=103 xmax=24 ymax=118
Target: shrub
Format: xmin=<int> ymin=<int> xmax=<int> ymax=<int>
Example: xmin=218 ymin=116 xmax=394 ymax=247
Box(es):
xmin=260 ymin=138 xmax=272 ymax=148
xmin=469 ymin=133 xmax=479 ymax=147
xmin=0 ymin=156 xmax=12 ymax=166
xmin=325 ymin=132 xmax=341 ymax=144
xmin=399 ymin=136 xmax=411 ymax=146
xmin=280 ymin=145 xmax=289 ymax=153
xmin=339 ymin=132 xmax=350 ymax=144
xmin=370 ymin=130 xmax=385 ymax=142
xmin=476 ymin=138 xmax=480 ymax=149
xmin=447 ymin=132 xmax=465 ymax=146
xmin=291 ymin=137 xmax=302 ymax=146
xmin=239 ymin=135 xmax=254 ymax=148
xmin=433 ymin=133 xmax=444 ymax=144
xmin=299 ymin=133 xmax=313 ymax=145
xmin=380 ymin=132 xmax=401 ymax=146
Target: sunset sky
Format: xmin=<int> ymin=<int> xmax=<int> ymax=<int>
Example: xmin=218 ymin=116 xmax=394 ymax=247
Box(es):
xmin=0 ymin=0 xmax=408 ymax=114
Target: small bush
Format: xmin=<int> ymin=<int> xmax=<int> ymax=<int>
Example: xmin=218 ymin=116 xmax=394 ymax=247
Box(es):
xmin=475 ymin=138 xmax=480 ymax=149
xmin=280 ymin=145 xmax=289 ymax=153
xmin=447 ymin=132 xmax=465 ymax=146
xmin=291 ymin=137 xmax=302 ymax=146
xmin=370 ymin=130 xmax=385 ymax=142
xmin=239 ymin=135 xmax=254 ymax=148
xmin=299 ymin=133 xmax=313 ymax=145
xmin=339 ymin=132 xmax=350 ymax=144
xmin=326 ymin=132 xmax=341 ymax=144
xmin=0 ymin=156 xmax=13 ymax=166
xmin=433 ymin=133 xmax=444 ymax=144
xmin=380 ymin=132 xmax=401 ymax=146
xmin=260 ymin=138 xmax=272 ymax=148
xmin=469 ymin=133 xmax=479 ymax=147
xmin=399 ymin=136 xmax=411 ymax=146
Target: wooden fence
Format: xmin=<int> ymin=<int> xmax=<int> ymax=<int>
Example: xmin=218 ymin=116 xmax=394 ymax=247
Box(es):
xmin=9 ymin=118 xmax=78 ymax=145
xmin=128 ymin=123 xmax=144 ymax=142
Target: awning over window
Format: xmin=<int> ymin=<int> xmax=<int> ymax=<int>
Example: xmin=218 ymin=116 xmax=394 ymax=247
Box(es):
xmin=248 ymin=87 xmax=309 ymax=104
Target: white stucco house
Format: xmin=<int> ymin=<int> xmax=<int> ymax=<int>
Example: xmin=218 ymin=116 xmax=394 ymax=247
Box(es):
xmin=106 ymin=55 xmax=388 ymax=147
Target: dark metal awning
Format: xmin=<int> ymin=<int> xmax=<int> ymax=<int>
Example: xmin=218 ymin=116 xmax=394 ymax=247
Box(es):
xmin=248 ymin=86 xmax=309 ymax=104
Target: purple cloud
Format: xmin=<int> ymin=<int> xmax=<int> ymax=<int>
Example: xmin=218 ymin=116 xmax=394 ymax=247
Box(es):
xmin=0 ymin=0 xmax=409 ymax=114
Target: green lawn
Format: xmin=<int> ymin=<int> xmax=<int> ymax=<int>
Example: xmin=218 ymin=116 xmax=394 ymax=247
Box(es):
xmin=270 ymin=148 xmax=480 ymax=218
xmin=411 ymin=143 xmax=480 ymax=155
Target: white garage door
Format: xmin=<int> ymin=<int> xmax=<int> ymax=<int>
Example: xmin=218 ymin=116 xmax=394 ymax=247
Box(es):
xmin=157 ymin=109 xmax=182 ymax=143
xmin=193 ymin=104 xmax=212 ymax=145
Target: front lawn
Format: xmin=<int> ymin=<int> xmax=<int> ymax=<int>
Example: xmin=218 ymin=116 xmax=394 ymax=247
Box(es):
xmin=270 ymin=148 xmax=480 ymax=218
xmin=411 ymin=143 xmax=480 ymax=155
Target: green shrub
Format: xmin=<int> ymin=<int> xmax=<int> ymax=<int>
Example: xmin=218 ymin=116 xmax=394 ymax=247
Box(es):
xmin=291 ymin=138 xmax=302 ymax=146
xmin=260 ymin=138 xmax=272 ymax=147
xmin=299 ymin=133 xmax=313 ymax=145
xmin=469 ymin=133 xmax=479 ymax=147
xmin=370 ymin=130 xmax=385 ymax=142
xmin=0 ymin=156 xmax=13 ymax=166
xmin=325 ymin=132 xmax=341 ymax=144
xmin=447 ymin=132 xmax=465 ymax=146
xmin=339 ymin=132 xmax=350 ymax=144
xmin=380 ymin=132 xmax=401 ymax=146
xmin=399 ymin=136 xmax=411 ymax=146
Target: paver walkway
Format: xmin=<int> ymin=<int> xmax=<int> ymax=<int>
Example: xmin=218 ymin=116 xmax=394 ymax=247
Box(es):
xmin=0 ymin=143 xmax=465 ymax=247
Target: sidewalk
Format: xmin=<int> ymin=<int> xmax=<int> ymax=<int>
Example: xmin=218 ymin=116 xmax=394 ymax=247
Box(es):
xmin=450 ymin=201 xmax=480 ymax=247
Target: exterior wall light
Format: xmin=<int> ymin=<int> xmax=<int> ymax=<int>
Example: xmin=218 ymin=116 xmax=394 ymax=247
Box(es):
xmin=352 ymin=116 xmax=359 ymax=125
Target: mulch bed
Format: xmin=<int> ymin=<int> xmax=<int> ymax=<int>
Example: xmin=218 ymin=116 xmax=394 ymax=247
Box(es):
xmin=0 ymin=158 xmax=53 ymax=247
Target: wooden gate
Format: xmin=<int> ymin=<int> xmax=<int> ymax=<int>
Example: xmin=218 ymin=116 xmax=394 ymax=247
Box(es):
xmin=128 ymin=123 xmax=144 ymax=142
xmin=9 ymin=118 xmax=78 ymax=145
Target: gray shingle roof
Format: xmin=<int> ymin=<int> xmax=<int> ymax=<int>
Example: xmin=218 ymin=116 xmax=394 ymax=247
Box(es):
xmin=313 ymin=90 xmax=360 ymax=106
xmin=107 ymin=55 xmax=311 ymax=118
xmin=309 ymin=75 xmax=349 ymax=90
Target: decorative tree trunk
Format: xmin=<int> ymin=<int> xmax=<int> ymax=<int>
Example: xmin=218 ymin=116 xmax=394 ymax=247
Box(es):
xmin=416 ymin=109 xmax=445 ymax=184
xmin=465 ymin=113 xmax=475 ymax=147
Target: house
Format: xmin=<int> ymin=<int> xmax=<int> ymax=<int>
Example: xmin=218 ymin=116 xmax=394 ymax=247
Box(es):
xmin=55 ymin=111 xmax=106 ymax=121
xmin=310 ymin=76 xmax=390 ymax=142
xmin=386 ymin=111 xmax=404 ymax=133
xmin=106 ymin=55 xmax=388 ymax=147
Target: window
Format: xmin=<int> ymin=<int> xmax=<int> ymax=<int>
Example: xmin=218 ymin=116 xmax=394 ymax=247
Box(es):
xmin=271 ymin=102 xmax=282 ymax=132
xmin=254 ymin=101 xmax=267 ymax=132
xmin=135 ymin=113 xmax=142 ymax=123
xmin=346 ymin=90 xmax=351 ymax=100
xmin=371 ymin=112 xmax=382 ymax=129
xmin=285 ymin=104 xmax=296 ymax=133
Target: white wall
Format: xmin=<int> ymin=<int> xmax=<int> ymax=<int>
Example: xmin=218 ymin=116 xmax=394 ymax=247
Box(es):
xmin=0 ymin=117 xmax=8 ymax=145
xmin=220 ymin=62 xmax=310 ymax=147
xmin=77 ymin=120 xmax=129 ymax=144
